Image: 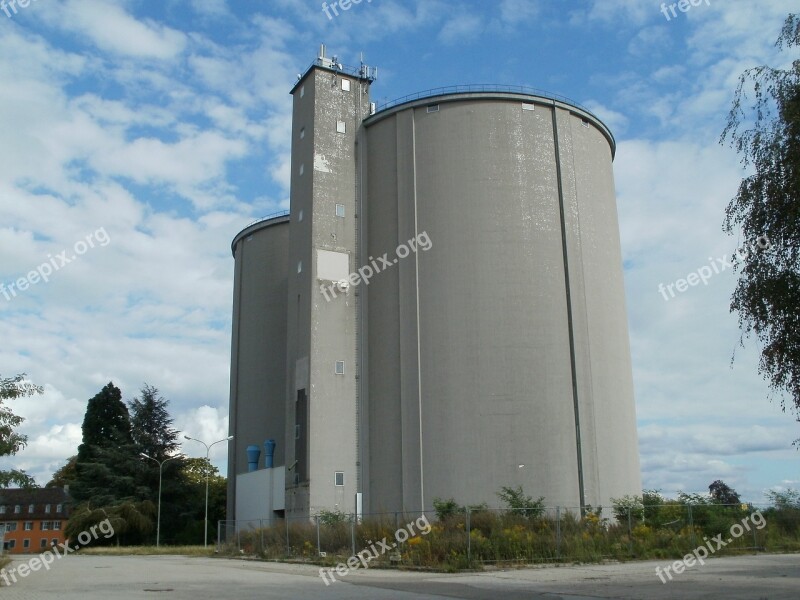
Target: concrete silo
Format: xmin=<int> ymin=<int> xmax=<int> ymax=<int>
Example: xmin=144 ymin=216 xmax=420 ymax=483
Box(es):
xmin=226 ymin=214 xmax=290 ymax=522
xmin=227 ymin=47 xmax=641 ymax=523
xmin=360 ymin=92 xmax=641 ymax=513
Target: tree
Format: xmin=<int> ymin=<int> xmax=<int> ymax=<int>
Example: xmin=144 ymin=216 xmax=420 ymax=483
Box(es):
xmin=72 ymin=382 xmax=137 ymax=505
xmin=0 ymin=373 xmax=42 ymax=488
xmin=721 ymin=14 xmax=800 ymax=425
xmin=129 ymin=384 xmax=180 ymax=460
xmin=708 ymin=480 xmax=741 ymax=505
xmin=46 ymin=455 xmax=77 ymax=488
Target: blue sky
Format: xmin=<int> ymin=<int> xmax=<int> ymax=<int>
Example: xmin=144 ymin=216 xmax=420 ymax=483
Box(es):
xmin=0 ymin=0 xmax=796 ymax=504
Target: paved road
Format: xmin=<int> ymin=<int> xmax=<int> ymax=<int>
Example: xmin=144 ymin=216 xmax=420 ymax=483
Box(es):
xmin=0 ymin=553 xmax=798 ymax=599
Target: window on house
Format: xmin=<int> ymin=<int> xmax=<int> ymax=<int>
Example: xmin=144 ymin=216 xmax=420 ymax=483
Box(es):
xmin=40 ymin=538 xmax=48 ymax=548
xmin=24 ymin=522 xmax=32 ymax=531
xmin=23 ymin=539 xmax=30 ymax=549
xmin=42 ymin=521 xmax=51 ymax=531
xmin=14 ymin=505 xmax=21 ymax=514
xmin=0 ymin=506 xmax=5 ymax=514
xmin=53 ymin=521 xmax=61 ymax=530
xmin=334 ymin=472 xmax=344 ymax=486
xmin=6 ymin=540 xmax=15 ymax=549
xmin=56 ymin=504 xmax=63 ymax=513
xmin=52 ymin=538 xmax=58 ymax=546
xmin=28 ymin=504 xmax=34 ymax=513
xmin=297 ymin=260 xmax=302 ymax=274
xmin=45 ymin=504 xmax=51 ymax=513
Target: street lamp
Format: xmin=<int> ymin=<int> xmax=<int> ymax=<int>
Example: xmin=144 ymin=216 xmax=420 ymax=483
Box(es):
xmin=184 ymin=434 xmax=233 ymax=547
xmin=140 ymin=453 xmax=178 ymax=547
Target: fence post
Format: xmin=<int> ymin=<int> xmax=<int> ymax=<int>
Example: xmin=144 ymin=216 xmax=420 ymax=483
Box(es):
xmin=555 ymin=506 xmax=561 ymax=559
xmin=466 ymin=508 xmax=471 ymax=567
xmin=351 ymin=514 xmax=356 ymax=556
xmin=316 ymin=515 xmax=321 ymax=556
xmin=627 ymin=507 xmax=633 ymax=556
xmin=217 ymin=520 xmax=221 ymax=550
xmin=687 ymin=504 xmax=695 ymax=549
xmin=236 ymin=521 xmax=241 ymax=551
xmin=285 ymin=514 xmax=290 ymax=556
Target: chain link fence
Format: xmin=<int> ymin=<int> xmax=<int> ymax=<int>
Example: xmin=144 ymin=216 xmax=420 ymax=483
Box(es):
xmin=217 ymin=503 xmax=800 ymax=568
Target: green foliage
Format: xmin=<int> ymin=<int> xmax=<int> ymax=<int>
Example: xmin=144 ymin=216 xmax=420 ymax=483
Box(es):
xmin=317 ymin=509 xmax=348 ymax=526
xmin=432 ymin=497 xmax=462 ymax=520
xmin=46 ymin=455 xmax=77 ymax=488
xmin=73 ymin=382 xmax=138 ymax=505
xmin=497 ymin=485 xmax=545 ymax=518
xmin=720 ymin=13 xmax=800 ymax=420
xmin=0 ymin=373 xmax=42 ymax=488
xmin=129 ymin=384 xmax=180 ymax=459
xmin=66 ymin=500 xmax=156 ymax=546
xmin=611 ymin=494 xmax=644 ymax=523
xmin=709 ymin=480 xmax=741 ymax=506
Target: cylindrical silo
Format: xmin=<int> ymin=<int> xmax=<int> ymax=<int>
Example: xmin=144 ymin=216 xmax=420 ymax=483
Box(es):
xmin=360 ymin=92 xmax=641 ymax=514
xmin=226 ymin=213 xmax=290 ymax=520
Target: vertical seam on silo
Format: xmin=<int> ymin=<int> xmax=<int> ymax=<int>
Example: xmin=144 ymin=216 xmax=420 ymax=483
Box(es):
xmin=551 ymin=103 xmax=586 ymax=511
xmin=568 ymin=124 xmax=600 ymax=504
xmin=411 ymin=109 xmax=425 ymax=514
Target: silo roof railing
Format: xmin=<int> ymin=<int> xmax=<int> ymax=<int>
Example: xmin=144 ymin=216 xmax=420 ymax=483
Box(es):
xmin=373 ymin=84 xmax=594 ymax=115
xmin=243 ymin=210 xmax=290 ymax=229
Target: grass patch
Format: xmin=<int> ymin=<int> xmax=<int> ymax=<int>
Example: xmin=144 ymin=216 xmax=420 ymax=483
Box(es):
xmin=78 ymin=545 xmax=214 ymax=557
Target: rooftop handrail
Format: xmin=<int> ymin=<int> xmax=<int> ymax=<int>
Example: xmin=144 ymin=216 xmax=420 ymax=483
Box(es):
xmin=243 ymin=210 xmax=290 ymax=229
xmin=373 ymin=84 xmax=593 ymax=115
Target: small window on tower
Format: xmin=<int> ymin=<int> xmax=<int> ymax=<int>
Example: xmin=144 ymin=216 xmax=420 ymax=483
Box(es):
xmin=335 ymin=204 xmax=345 ymax=218
xmin=300 ymin=85 xmax=305 ymax=98
xmin=299 ymin=163 xmax=304 ymax=175
xmin=336 ymin=121 xmax=346 ymax=134
xmin=335 ymin=360 xmax=345 ymax=375
xmin=427 ymin=104 xmax=439 ymax=113
xmin=300 ymin=127 xmax=305 ymax=139
xmin=581 ymin=118 xmax=590 ymax=128
xmin=522 ymin=103 xmax=535 ymax=111
xmin=334 ymin=472 xmax=344 ymax=486
xmin=341 ymin=79 xmax=351 ymax=92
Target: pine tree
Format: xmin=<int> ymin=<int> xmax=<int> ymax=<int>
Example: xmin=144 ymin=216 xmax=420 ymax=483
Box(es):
xmin=129 ymin=384 xmax=180 ymax=460
xmin=73 ymin=382 xmax=137 ymax=504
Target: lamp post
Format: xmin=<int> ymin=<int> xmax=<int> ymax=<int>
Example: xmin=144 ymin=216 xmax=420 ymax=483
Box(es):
xmin=140 ymin=453 xmax=178 ymax=547
xmin=184 ymin=434 xmax=233 ymax=547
